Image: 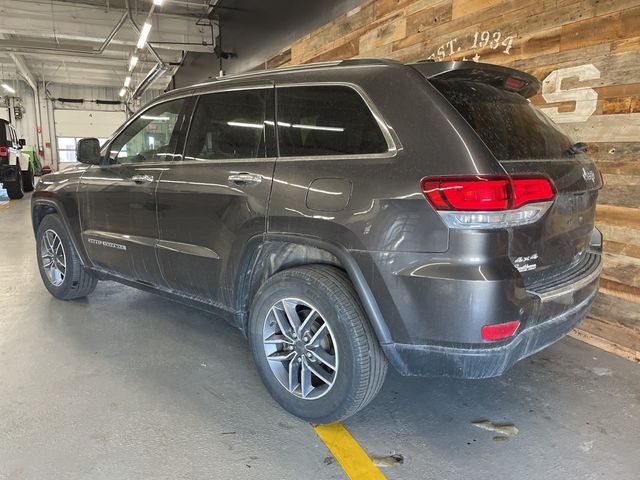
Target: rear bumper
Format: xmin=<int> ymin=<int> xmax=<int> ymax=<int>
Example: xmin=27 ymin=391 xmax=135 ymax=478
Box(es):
xmin=383 ymin=275 xmax=599 ymax=378
xmin=352 ymin=228 xmax=603 ymax=378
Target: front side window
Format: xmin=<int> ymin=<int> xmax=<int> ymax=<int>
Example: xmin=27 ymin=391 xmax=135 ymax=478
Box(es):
xmin=109 ymin=98 xmax=185 ymax=164
xmin=276 ymin=86 xmax=389 ymax=157
xmin=184 ymin=89 xmax=270 ymax=161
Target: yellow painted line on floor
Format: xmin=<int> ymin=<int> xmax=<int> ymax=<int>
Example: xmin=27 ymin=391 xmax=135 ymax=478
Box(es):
xmin=0 ymin=201 xmax=11 ymax=210
xmin=313 ymin=423 xmax=387 ymax=480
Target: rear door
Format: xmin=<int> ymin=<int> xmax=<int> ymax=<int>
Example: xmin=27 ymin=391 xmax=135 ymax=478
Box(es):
xmin=430 ymin=77 xmax=602 ymax=282
xmin=78 ymin=97 xmax=189 ymax=286
xmin=155 ymin=85 xmax=276 ymax=308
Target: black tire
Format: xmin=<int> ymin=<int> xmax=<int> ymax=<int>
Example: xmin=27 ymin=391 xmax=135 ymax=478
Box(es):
xmin=36 ymin=214 xmax=98 ymax=300
xmin=22 ymin=163 xmax=35 ymax=192
xmin=5 ymin=166 xmax=24 ymax=199
xmin=248 ymin=265 xmax=387 ymax=423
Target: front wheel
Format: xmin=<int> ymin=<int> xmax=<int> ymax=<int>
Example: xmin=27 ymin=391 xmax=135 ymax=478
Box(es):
xmin=36 ymin=214 xmax=98 ymax=300
xmin=248 ymin=265 xmax=387 ymax=423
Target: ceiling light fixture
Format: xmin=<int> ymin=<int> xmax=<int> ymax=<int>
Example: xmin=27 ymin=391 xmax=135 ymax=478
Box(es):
xmin=1 ymin=83 xmax=16 ymax=94
xmin=153 ymin=0 xmax=164 ymax=5
xmin=119 ymin=88 xmax=127 ymax=97
xmin=137 ymin=22 xmax=152 ymax=49
xmin=124 ymin=76 xmax=131 ymax=88
xmin=129 ymin=55 xmax=139 ymax=71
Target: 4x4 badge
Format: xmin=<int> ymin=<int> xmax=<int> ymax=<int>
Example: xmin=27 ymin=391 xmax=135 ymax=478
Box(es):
xmin=582 ymin=167 xmax=596 ymax=183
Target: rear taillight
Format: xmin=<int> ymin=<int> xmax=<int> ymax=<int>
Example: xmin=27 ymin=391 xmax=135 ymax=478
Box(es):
xmin=421 ymin=175 xmax=556 ymax=229
xmin=481 ymin=320 xmax=520 ymax=341
xmin=421 ymin=176 xmax=555 ymax=211
xmin=0 ymin=146 xmax=8 ymax=157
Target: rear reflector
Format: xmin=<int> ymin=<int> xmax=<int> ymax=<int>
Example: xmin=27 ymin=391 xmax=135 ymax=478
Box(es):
xmin=0 ymin=146 xmax=7 ymax=158
xmin=421 ymin=175 xmax=556 ymax=211
xmin=481 ymin=321 xmax=520 ymax=341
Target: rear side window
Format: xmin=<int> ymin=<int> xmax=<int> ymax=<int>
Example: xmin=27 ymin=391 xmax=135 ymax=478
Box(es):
xmin=184 ymin=89 xmax=271 ymax=161
xmin=432 ymin=80 xmax=573 ymax=160
xmin=276 ymin=86 xmax=388 ymax=157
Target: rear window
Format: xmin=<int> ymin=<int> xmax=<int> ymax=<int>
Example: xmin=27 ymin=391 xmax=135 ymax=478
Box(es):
xmin=276 ymin=86 xmax=388 ymax=157
xmin=432 ymin=80 xmax=572 ymax=160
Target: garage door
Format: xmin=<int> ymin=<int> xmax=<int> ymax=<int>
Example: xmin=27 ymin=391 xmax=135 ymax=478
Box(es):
xmin=54 ymin=109 xmax=126 ymax=163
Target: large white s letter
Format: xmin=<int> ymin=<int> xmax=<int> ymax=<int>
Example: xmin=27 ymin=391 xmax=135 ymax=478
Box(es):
xmin=540 ymin=64 xmax=600 ymax=123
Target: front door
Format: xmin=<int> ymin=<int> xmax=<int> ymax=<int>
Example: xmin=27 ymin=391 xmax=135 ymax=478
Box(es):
xmin=78 ymin=97 xmax=189 ymax=286
xmin=156 ymin=85 xmax=276 ymax=310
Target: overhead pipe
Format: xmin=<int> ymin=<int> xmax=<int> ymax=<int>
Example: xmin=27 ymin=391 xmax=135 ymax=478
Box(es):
xmin=132 ymin=63 xmax=170 ymax=99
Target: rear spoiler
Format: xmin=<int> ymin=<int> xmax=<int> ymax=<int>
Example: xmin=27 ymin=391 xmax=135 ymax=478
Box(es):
xmin=409 ymin=60 xmax=540 ymax=98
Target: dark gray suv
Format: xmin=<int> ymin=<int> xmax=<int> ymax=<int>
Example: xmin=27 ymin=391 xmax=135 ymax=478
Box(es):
xmin=32 ymin=59 xmax=603 ymax=423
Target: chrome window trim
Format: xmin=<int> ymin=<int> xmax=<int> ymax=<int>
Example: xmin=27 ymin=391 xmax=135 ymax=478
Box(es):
xmin=103 ymin=81 xmax=401 ymax=167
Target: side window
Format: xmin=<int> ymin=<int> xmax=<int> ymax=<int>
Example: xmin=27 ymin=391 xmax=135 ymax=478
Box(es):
xmin=276 ymin=86 xmax=388 ymax=157
xmin=184 ymin=89 xmax=270 ymax=161
xmin=109 ymin=98 xmax=185 ymax=164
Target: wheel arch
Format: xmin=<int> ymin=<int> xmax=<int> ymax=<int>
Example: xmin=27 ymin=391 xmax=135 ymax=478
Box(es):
xmin=235 ymin=234 xmax=394 ymax=348
xmin=32 ymin=199 xmax=90 ymax=266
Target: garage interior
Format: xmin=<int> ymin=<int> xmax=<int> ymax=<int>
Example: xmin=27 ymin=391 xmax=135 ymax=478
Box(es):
xmin=0 ymin=1 xmax=638 ymax=479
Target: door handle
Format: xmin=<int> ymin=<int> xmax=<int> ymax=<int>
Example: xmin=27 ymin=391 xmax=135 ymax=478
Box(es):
xmin=227 ymin=173 xmax=262 ymax=186
xmin=131 ymin=174 xmax=154 ymax=184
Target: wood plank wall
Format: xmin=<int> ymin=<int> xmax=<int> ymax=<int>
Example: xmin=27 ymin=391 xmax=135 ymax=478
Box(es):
xmin=263 ymin=0 xmax=640 ymax=361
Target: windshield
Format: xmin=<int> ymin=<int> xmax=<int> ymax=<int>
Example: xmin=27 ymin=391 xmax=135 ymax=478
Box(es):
xmin=431 ymin=79 xmax=573 ymax=160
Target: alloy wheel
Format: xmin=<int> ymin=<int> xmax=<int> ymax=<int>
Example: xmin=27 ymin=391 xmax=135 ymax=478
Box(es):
xmin=41 ymin=229 xmax=66 ymax=287
xmin=262 ymin=298 xmax=338 ymax=400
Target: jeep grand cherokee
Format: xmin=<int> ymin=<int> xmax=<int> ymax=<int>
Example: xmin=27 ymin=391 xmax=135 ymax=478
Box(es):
xmin=32 ymin=59 xmax=603 ymax=423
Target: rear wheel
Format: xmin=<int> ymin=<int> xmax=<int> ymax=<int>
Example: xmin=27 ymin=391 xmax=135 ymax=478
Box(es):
xmin=36 ymin=214 xmax=98 ymax=300
xmin=5 ymin=167 xmax=24 ymax=199
xmin=22 ymin=163 xmax=35 ymax=192
xmin=248 ymin=265 xmax=387 ymax=423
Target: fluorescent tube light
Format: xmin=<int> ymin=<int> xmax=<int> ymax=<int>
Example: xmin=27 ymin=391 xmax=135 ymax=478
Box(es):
xmin=137 ymin=22 xmax=152 ymax=49
xmin=227 ymin=121 xmax=264 ymax=129
xmin=141 ymin=115 xmax=170 ymax=121
xmin=119 ymin=88 xmax=127 ymax=97
xmin=2 ymin=83 xmax=16 ymax=94
xmin=153 ymin=0 xmax=164 ymax=5
xmin=129 ymin=55 xmax=139 ymax=71
xmin=124 ymin=76 xmax=131 ymax=88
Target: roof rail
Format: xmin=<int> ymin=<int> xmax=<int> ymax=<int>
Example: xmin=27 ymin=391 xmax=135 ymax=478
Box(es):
xmin=213 ymin=58 xmax=400 ymax=82
xmin=164 ymin=58 xmax=402 ymax=97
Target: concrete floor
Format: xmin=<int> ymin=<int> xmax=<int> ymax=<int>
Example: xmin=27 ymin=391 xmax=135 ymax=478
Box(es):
xmin=1 ymin=190 xmax=639 ymax=480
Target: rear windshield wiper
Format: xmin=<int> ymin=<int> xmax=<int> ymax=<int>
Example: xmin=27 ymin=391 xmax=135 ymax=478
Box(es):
xmin=563 ymin=142 xmax=588 ymax=156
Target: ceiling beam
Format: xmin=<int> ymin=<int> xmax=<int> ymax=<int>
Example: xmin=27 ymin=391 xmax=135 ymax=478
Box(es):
xmin=8 ymin=53 xmax=37 ymax=90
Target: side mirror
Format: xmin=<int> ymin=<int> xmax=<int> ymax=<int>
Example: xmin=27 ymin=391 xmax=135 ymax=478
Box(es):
xmin=18 ymin=138 xmax=26 ymax=147
xmin=76 ymin=138 xmax=101 ymax=165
